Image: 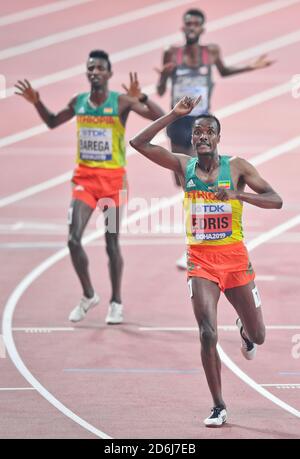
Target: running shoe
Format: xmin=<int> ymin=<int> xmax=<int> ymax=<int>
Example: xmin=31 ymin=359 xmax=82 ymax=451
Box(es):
xmin=236 ymin=317 xmax=257 ymax=360
xmin=105 ymin=302 xmax=123 ymax=324
xmin=68 ymin=293 xmax=99 ymax=322
xmin=204 ymin=406 xmax=227 ymax=427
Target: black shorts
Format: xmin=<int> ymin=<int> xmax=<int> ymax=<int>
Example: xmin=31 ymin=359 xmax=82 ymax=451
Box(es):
xmin=166 ymin=116 xmax=197 ymax=149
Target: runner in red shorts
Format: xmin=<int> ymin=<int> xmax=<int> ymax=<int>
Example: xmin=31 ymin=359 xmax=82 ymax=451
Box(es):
xmin=15 ymin=50 xmax=164 ymax=325
xmin=130 ymin=96 xmax=283 ymax=427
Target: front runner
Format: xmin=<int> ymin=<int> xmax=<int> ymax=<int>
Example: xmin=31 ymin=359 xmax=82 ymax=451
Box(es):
xmin=155 ymin=8 xmax=274 ymax=269
xmin=129 ymin=96 xmax=283 ymax=426
xmin=15 ymin=49 xmax=164 ymax=325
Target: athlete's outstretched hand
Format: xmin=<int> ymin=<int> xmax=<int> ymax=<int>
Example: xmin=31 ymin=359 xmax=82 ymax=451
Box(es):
xmin=172 ymin=96 xmax=202 ymax=116
xmin=15 ymin=79 xmax=40 ymax=104
xmin=122 ymin=72 xmax=142 ymax=99
xmin=250 ymin=54 xmax=275 ymax=70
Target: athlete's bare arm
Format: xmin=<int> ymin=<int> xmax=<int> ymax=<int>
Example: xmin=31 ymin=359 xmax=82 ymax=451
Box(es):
xmin=156 ymin=47 xmax=177 ymax=96
xmin=215 ymin=157 xmax=283 ymax=209
xmin=130 ymin=96 xmax=200 ymax=176
xmin=15 ymin=79 xmax=76 ymax=128
xmin=119 ymin=72 xmax=164 ymax=125
xmin=208 ymin=44 xmax=274 ymax=77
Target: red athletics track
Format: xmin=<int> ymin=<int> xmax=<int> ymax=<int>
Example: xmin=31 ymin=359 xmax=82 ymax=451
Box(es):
xmin=1 ymin=0 xmax=300 ymax=439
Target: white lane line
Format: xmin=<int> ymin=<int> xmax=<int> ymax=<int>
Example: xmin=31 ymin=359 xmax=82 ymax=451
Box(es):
xmin=12 ymin=325 xmax=300 ymax=333
xmin=0 ymin=221 xmax=66 ymax=232
xmin=247 ymin=215 xmax=300 ymax=251
xmin=0 ymin=387 xmax=36 ymax=391
xmin=0 ymin=132 xmax=166 ymax=208
xmin=205 ymin=0 xmax=300 ymax=31
xmin=261 ymin=384 xmax=300 ymax=388
xmin=0 ymin=124 xmax=50 ymax=149
xmin=250 ymin=136 xmax=300 ymax=166
xmin=219 ymin=223 xmax=300 ymax=419
xmin=225 ymin=29 xmax=300 ymax=66
xmin=0 ymin=239 xmax=182 ymax=249
xmin=0 ymin=0 xmax=195 ymax=60
xmin=1 ymin=84 xmax=299 ymax=209
xmin=0 ymin=0 xmax=94 ymax=27
xmin=139 ymin=326 xmax=300 ymax=332
xmin=215 ymin=81 xmax=291 ymax=119
xmin=1 ymin=193 xmax=183 ymax=438
xmin=2 ymin=39 xmax=300 ymax=434
xmin=4 ymin=0 xmax=300 ymax=95
xmin=3 ymin=207 xmax=300 ymax=436
xmin=2 ymin=76 xmax=296 ymax=151
xmin=12 ymin=328 xmax=75 ymax=332
xmin=0 ymin=241 xmax=275 ymax=250
xmin=256 ymin=275 xmax=276 ymax=281
xmin=218 ymin=345 xmax=300 ymax=417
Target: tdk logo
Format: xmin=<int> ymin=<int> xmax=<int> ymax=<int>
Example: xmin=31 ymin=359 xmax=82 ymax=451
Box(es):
xmin=203 ymin=205 xmax=225 ymax=212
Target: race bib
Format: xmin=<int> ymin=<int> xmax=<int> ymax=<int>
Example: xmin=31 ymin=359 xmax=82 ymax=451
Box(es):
xmin=173 ymin=75 xmax=209 ymax=116
xmin=190 ymin=202 xmax=232 ymax=241
xmin=79 ymin=127 xmax=112 ymax=161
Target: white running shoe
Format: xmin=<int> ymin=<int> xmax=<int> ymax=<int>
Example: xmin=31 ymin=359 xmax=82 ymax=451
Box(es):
xmin=176 ymin=252 xmax=187 ymax=270
xmin=236 ymin=318 xmax=257 ymax=360
xmin=105 ymin=302 xmax=123 ymax=324
xmin=204 ymin=406 xmax=227 ymax=427
xmin=69 ymin=293 xmax=100 ymax=323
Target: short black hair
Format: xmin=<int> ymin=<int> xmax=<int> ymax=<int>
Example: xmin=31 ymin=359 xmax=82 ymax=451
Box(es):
xmin=183 ymin=9 xmax=205 ymax=24
xmin=194 ymin=114 xmax=221 ymax=135
xmin=88 ymin=50 xmax=111 ymax=72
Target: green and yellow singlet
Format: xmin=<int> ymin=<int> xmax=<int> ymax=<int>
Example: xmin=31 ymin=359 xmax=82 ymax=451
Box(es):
xmin=74 ymin=91 xmax=125 ymax=169
xmin=184 ymin=156 xmax=244 ymax=246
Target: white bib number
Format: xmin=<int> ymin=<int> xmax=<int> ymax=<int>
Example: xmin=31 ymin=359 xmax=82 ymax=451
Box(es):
xmin=79 ymin=127 xmax=112 ymax=161
xmin=191 ymin=202 xmax=233 ymax=241
xmin=173 ymin=77 xmax=209 ymax=116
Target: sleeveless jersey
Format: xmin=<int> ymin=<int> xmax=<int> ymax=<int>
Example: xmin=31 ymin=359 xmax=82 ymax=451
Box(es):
xmin=184 ymin=156 xmax=244 ymax=245
xmin=171 ymin=46 xmax=213 ymax=117
xmin=74 ymin=91 xmax=125 ymax=169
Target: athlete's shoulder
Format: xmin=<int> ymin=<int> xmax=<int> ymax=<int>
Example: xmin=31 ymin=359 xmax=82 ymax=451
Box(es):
xmin=206 ymin=43 xmax=221 ymax=59
xmin=163 ymin=45 xmax=180 ymax=53
xmin=163 ymin=45 xmax=180 ymax=60
xmin=70 ymin=92 xmax=87 ymax=110
xmin=229 ymin=156 xmax=254 ymax=173
xmin=73 ymin=92 xmax=88 ymax=103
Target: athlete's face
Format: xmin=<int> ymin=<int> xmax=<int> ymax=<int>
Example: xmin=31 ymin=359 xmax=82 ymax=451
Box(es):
xmin=182 ymin=14 xmax=204 ymax=44
xmin=86 ymin=58 xmax=112 ymax=88
xmin=192 ymin=118 xmax=220 ymax=156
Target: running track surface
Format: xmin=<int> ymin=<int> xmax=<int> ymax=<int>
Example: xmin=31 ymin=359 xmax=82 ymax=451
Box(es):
xmin=1 ymin=0 xmax=300 ymax=439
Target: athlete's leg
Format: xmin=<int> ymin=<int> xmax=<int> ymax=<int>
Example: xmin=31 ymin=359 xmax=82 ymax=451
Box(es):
xmin=104 ymin=205 xmax=123 ymax=304
xmin=225 ymin=280 xmax=265 ymax=345
xmin=68 ymin=199 xmax=94 ymax=298
xmin=190 ymin=277 xmax=226 ymax=408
